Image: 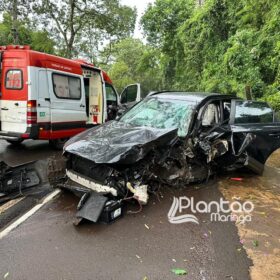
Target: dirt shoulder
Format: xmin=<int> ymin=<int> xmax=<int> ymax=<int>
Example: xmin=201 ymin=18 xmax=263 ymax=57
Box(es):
xmin=219 ymin=149 xmax=280 ymax=280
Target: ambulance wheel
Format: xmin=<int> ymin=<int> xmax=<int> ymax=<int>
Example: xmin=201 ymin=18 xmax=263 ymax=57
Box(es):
xmin=49 ymin=138 xmax=69 ymax=150
xmin=6 ymin=139 xmax=24 ymax=145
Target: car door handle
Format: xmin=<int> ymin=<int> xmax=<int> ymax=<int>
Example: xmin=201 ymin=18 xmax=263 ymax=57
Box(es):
xmin=45 ymin=98 xmax=50 ymax=102
xmin=14 ymin=102 xmax=19 ymax=106
xmin=1 ymin=107 xmax=8 ymax=111
xmin=80 ymin=104 xmax=85 ymax=108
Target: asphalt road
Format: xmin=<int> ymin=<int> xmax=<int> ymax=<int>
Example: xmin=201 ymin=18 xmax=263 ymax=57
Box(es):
xmin=0 ymin=139 xmax=59 ymax=166
xmin=0 ymin=140 xmax=252 ymax=280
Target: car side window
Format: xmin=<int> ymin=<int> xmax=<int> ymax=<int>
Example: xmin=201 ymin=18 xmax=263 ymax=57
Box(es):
xmin=234 ymin=101 xmax=274 ymax=124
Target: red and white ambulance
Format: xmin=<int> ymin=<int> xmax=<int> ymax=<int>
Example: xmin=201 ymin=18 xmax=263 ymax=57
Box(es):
xmin=0 ymin=45 xmax=142 ymax=149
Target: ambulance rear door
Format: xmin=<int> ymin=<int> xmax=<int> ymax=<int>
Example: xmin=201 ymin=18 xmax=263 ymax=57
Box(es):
xmin=84 ymin=69 xmax=105 ymax=125
xmin=0 ymin=67 xmax=28 ymax=134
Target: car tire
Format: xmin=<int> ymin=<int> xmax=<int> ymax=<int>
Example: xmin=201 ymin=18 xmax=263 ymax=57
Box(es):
xmin=6 ymin=139 xmax=24 ymax=145
xmin=49 ymin=138 xmax=69 ymax=150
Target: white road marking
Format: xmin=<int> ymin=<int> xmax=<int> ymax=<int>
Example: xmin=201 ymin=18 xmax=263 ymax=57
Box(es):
xmin=0 ymin=189 xmax=61 ymax=240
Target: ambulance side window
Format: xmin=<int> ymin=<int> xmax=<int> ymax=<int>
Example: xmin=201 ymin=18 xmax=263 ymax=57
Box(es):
xmin=5 ymin=69 xmax=23 ymax=89
xmin=52 ymin=73 xmax=81 ymax=99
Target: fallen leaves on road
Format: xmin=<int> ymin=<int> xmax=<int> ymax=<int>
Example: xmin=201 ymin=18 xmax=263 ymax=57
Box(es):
xmin=144 ymin=224 xmax=150 ymax=230
xmin=252 ymin=240 xmax=259 ymax=247
xmin=3 ymin=272 xmax=9 ymax=279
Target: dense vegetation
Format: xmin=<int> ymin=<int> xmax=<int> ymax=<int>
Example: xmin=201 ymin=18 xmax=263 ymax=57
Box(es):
xmin=141 ymin=0 xmax=280 ymax=110
xmin=1 ymin=0 xmax=280 ymax=109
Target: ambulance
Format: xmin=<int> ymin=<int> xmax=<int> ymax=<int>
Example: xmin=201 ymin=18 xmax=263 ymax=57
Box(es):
xmin=0 ymin=45 xmax=143 ymax=149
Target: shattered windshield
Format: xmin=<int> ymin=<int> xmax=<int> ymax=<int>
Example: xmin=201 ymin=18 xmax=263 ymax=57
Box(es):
xmin=120 ymin=97 xmax=194 ymax=129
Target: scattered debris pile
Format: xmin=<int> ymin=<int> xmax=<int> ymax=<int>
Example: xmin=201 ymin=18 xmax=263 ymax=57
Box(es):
xmin=0 ymin=161 xmax=40 ymax=203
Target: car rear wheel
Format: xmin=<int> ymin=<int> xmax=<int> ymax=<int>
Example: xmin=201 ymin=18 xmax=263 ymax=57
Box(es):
xmin=6 ymin=139 xmax=24 ymax=145
xmin=49 ymin=138 xmax=69 ymax=150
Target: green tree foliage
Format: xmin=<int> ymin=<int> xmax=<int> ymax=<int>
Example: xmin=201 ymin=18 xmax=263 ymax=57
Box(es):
xmin=33 ymin=0 xmax=136 ymax=58
xmin=100 ymin=38 xmax=162 ymax=93
xmin=141 ymin=0 xmax=280 ymax=109
xmin=0 ymin=13 xmax=55 ymax=54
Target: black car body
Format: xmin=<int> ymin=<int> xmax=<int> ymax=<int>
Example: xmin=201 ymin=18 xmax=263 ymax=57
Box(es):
xmin=62 ymin=92 xmax=280 ymax=222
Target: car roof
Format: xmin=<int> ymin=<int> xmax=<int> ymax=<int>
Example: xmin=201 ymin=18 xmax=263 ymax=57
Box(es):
xmin=149 ymin=91 xmax=238 ymax=103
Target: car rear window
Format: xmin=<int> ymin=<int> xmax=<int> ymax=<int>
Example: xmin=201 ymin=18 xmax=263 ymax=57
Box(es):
xmin=5 ymin=69 xmax=23 ymax=89
xmin=234 ymin=101 xmax=274 ymax=124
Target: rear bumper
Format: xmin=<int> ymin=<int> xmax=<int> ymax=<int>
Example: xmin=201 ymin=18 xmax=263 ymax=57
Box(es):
xmin=0 ymin=125 xmax=39 ymax=140
xmin=0 ymin=131 xmax=23 ymax=141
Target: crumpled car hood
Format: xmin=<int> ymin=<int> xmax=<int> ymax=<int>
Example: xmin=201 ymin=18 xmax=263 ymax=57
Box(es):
xmin=64 ymin=121 xmax=177 ymax=164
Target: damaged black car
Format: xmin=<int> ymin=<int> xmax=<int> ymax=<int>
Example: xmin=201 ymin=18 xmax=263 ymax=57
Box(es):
xmin=60 ymin=91 xmax=280 ymax=224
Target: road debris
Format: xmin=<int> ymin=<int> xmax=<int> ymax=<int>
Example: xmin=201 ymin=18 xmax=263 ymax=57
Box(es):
xmin=3 ymin=272 xmax=9 ymax=279
xmin=230 ymin=178 xmax=243 ymax=182
xmin=0 ymin=161 xmax=40 ymax=200
xmin=135 ymin=254 xmax=143 ymax=263
xmin=171 ymin=268 xmax=187 ymax=276
xmin=252 ymin=240 xmax=259 ymax=247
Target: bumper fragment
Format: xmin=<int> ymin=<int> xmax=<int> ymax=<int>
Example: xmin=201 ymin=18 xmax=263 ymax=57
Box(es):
xmin=66 ymin=169 xmax=118 ymax=196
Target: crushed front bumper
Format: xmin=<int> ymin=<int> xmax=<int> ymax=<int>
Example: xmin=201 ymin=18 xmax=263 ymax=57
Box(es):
xmin=66 ymin=169 xmax=118 ymax=196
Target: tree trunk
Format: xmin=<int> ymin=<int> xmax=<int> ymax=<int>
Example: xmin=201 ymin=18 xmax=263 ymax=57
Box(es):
xmin=12 ymin=0 xmax=19 ymax=44
xmin=245 ymin=85 xmax=253 ymax=100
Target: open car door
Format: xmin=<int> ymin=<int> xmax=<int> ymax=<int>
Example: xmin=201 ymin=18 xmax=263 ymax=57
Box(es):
xmin=119 ymin=84 xmax=141 ymax=108
xmin=229 ymin=100 xmax=280 ymax=171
